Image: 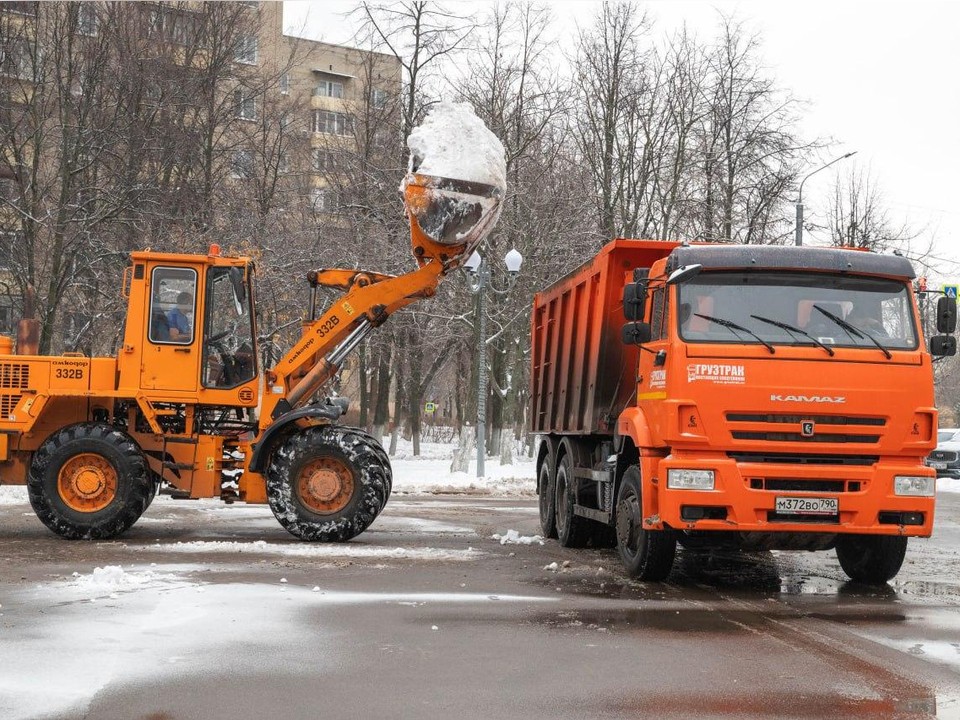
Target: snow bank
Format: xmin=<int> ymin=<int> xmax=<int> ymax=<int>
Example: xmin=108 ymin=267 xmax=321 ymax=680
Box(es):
xmin=407 ymin=102 xmax=506 ymax=191
xmin=938 ymin=478 xmax=960 ymax=493
xmin=491 ymin=529 xmax=544 ymax=546
xmin=388 ymin=439 xmax=536 ymax=496
xmin=0 ymin=486 xmax=28 ymax=505
xmin=70 ymin=566 xmax=159 ymax=596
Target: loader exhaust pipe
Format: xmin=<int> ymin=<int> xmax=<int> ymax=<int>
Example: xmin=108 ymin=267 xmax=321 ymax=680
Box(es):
xmin=16 ymin=285 xmax=39 ymax=356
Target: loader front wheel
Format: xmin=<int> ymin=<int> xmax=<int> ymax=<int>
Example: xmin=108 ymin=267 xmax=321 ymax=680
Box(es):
xmin=28 ymin=424 xmax=152 ymax=540
xmin=266 ymin=425 xmax=391 ymax=542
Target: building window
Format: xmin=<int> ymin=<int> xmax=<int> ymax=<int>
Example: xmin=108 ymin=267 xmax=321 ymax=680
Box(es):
xmin=231 ymin=150 xmax=253 ymax=179
xmin=279 ymin=72 xmax=290 ymax=95
xmin=235 ymin=35 xmax=258 ymax=65
xmin=311 ymin=188 xmax=340 ymax=213
xmin=0 ymin=40 xmax=33 ymax=80
xmin=312 ymin=110 xmax=352 ymax=136
xmin=312 ymin=149 xmax=335 ymax=172
xmin=77 ymin=4 xmax=99 ymax=36
xmin=3 ymin=2 xmax=38 ymax=16
xmin=371 ymin=88 xmax=388 ymax=109
xmin=234 ymin=90 xmax=256 ymax=120
xmin=314 ymin=80 xmax=344 ymax=99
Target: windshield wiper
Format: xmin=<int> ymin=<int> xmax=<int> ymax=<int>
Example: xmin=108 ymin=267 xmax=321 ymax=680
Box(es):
xmin=812 ymin=305 xmax=892 ymax=359
xmin=693 ymin=313 xmax=775 ymax=354
xmin=750 ymin=314 xmax=835 ymax=356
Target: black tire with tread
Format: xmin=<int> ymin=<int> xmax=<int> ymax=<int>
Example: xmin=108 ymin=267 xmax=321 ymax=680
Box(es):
xmin=835 ymin=534 xmax=907 ymax=584
xmin=266 ymin=425 xmax=391 ymax=541
xmin=615 ymin=466 xmax=676 ymax=580
xmin=554 ymin=449 xmax=591 ymax=548
xmin=537 ymin=440 xmax=557 ymax=539
xmin=27 ymin=423 xmax=152 ymax=540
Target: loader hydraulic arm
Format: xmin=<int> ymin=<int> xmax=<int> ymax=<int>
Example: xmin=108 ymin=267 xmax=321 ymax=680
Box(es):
xmin=260 ymin=172 xmax=502 ymax=428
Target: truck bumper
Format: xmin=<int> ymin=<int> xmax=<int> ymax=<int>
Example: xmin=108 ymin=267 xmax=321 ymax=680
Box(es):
xmin=653 ymin=455 xmax=935 ymax=537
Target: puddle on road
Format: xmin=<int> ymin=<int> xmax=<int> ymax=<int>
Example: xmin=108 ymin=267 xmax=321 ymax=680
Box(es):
xmin=531 ymin=606 xmax=749 ymax=634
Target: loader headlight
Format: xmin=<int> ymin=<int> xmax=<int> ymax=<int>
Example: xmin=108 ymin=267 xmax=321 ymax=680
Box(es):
xmin=667 ymin=469 xmax=715 ymax=491
xmin=894 ymin=476 xmax=935 ymax=497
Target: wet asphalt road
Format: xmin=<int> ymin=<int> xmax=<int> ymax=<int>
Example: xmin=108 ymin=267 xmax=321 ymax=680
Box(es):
xmin=1 ymin=490 xmax=960 ymax=720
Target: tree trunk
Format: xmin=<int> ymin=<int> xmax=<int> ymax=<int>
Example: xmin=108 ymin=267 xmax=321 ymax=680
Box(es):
xmin=372 ymin=344 xmax=392 ymax=443
xmin=358 ymin=344 xmax=369 ymax=429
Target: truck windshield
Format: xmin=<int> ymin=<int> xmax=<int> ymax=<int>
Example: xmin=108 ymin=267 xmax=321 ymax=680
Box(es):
xmin=677 ymin=271 xmax=918 ymax=351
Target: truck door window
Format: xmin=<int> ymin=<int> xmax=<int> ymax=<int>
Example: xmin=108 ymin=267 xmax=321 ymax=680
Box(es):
xmin=149 ymin=267 xmax=197 ymax=345
xmin=202 ymin=267 xmax=257 ymax=388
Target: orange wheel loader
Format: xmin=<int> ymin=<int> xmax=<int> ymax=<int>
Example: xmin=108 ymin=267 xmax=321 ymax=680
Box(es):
xmin=0 ymin=170 xmax=502 ymax=541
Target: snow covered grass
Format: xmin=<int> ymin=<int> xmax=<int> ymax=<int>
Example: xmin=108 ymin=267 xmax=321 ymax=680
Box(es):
xmin=938 ymin=478 xmax=960 ymax=493
xmin=388 ymin=438 xmax=536 ymax=496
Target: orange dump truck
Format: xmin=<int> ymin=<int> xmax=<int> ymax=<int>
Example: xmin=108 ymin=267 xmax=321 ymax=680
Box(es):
xmin=530 ymin=240 xmax=957 ymax=583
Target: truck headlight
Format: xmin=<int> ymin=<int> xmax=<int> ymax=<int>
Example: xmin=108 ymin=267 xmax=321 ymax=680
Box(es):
xmin=894 ymin=476 xmax=935 ymax=497
xmin=667 ymin=469 xmax=715 ymax=490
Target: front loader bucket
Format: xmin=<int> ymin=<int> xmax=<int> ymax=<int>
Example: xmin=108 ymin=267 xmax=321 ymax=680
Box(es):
xmin=403 ymin=173 xmax=502 ymax=265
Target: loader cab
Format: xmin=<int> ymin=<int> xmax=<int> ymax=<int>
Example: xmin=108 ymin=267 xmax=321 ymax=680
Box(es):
xmin=120 ymin=249 xmax=260 ymax=411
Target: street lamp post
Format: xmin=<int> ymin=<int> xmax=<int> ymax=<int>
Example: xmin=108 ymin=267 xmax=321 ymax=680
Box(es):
xmin=465 ymin=248 xmax=523 ymax=477
xmin=795 ymin=151 xmax=857 ymax=246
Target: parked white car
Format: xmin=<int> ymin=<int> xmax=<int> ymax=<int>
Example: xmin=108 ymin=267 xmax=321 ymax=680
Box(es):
xmin=927 ymin=428 xmax=960 ymax=479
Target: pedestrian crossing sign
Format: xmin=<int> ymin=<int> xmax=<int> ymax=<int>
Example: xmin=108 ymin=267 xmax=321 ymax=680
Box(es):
xmin=945 ymin=285 xmax=958 ymax=299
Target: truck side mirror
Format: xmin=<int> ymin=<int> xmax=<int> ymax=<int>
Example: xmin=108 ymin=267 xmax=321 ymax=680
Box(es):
xmin=931 ymin=335 xmax=957 ymax=357
xmin=621 ymin=321 xmax=651 ymax=345
xmin=623 ymin=282 xmax=646 ymax=321
xmin=936 ymin=296 xmax=957 ymax=334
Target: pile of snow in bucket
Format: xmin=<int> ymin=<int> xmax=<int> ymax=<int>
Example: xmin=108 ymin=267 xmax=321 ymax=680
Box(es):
xmin=407 ymin=101 xmax=506 ymax=192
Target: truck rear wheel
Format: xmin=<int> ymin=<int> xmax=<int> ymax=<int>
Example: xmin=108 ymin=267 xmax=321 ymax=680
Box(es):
xmin=266 ymin=425 xmax=390 ymax=542
xmin=537 ymin=438 xmax=557 ymax=539
xmin=835 ymin=534 xmax=907 ymax=584
xmin=615 ymin=466 xmax=675 ymax=580
xmin=28 ymin=423 xmax=152 ymax=540
xmin=554 ymin=449 xmax=591 ymax=547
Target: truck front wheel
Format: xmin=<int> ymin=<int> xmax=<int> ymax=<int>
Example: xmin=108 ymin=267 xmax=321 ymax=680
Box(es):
xmin=615 ymin=466 xmax=675 ymax=580
xmin=835 ymin=534 xmax=907 ymax=584
xmin=266 ymin=425 xmax=390 ymax=542
xmin=28 ymin=423 xmax=152 ymax=540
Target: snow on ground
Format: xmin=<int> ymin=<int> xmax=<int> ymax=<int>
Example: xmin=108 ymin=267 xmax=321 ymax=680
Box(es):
xmin=491 ymin=529 xmax=544 ymax=546
xmin=140 ymin=539 xmax=481 ymax=562
xmin=938 ymin=478 xmax=960 ymax=493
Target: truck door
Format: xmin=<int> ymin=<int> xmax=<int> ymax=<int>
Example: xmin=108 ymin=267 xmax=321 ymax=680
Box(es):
xmin=141 ymin=266 xmax=200 ymax=392
xmin=637 ymin=283 xmax=670 ymax=438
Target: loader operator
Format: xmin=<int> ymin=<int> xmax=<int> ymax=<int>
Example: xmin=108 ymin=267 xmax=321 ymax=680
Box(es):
xmin=167 ymin=292 xmax=193 ymax=342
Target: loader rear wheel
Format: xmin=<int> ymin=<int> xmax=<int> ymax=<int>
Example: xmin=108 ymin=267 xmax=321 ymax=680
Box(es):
xmin=28 ymin=424 xmax=151 ymax=540
xmin=835 ymin=534 xmax=907 ymax=584
xmin=615 ymin=466 xmax=675 ymax=581
xmin=266 ymin=425 xmax=390 ymax=542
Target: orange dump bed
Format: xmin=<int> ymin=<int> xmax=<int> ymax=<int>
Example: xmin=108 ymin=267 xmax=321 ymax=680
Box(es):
xmin=530 ymin=239 xmax=678 ymax=435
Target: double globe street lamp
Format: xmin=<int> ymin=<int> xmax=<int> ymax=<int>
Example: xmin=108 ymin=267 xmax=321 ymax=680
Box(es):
xmin=464 ymin=248 xmax=523 ymax=477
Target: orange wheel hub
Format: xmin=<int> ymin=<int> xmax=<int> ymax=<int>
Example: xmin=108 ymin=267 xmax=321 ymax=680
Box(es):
xmin=57 ymin=453 xmax=118 ymax=513
xmin=297 ymin=457 xmax=355 ymax=514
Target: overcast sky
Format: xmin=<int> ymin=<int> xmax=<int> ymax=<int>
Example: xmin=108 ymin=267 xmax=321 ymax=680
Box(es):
xmin=284 ymin=0 xmax=960 ymax=283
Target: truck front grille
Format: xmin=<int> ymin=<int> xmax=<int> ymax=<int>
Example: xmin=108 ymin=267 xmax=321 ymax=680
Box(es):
xmin=727 ymin=412 xmax=885 ymax=445
xmin=929 ymin=450 xmax=959 ymax=463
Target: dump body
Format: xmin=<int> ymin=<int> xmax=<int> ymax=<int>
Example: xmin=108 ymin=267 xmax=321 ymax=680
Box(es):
xmin=532 ymin=239 xmax=946 ymax=582
xmin=530 ymin=240 xmax=678 ymax=435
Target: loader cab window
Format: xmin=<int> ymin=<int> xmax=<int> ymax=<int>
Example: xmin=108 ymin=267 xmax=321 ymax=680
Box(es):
xmin=149 ymin=267 xmax=197 ymax=345
xmin=202 ymin=266 xmax=256 ymax=388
